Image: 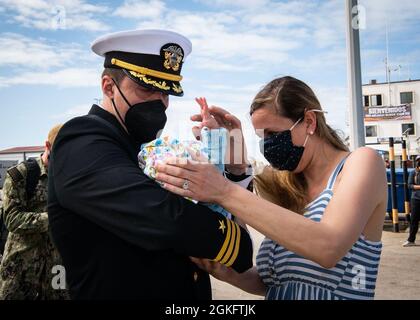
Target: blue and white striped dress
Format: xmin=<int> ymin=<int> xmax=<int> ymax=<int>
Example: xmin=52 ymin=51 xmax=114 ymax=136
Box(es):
xmin=256 ymin=155 xmax=382 ymax=300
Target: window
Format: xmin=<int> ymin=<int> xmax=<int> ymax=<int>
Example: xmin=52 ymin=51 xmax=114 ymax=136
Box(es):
xmin=370 ymin=94 xmax=382 ymax=106
xmin=363 ymin=95 xmax=370 ymax=107
xmin=365 ymin=125 xmax=378 ymax=137
xmin=402 ymin=123 xmax=415 ymax=136
xmin=400 ymin=92 xmax=413 ymax=104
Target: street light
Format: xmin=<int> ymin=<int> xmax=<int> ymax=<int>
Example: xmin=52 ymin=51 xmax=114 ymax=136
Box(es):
xmin=346 ymin=0 xmax=365 ymax=150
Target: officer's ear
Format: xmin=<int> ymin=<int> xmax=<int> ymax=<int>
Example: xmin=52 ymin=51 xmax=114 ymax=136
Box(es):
xmin=45 ymin=141 xmax=51 ymax=152
xmin=101 ymin=75 xmax=115 ymax=99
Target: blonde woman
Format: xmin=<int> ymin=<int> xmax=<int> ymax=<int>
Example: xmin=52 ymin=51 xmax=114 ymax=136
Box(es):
xmin=155 ymin=76 xmax=387 ymax=300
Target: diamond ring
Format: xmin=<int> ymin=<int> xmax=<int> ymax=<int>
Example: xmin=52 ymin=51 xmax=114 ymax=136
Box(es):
xmin=182 ymin=179 xmax=189 ymax=190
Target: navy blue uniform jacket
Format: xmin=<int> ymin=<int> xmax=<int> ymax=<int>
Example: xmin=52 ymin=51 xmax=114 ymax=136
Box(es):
xmin=48 ymin=105 xmax=253 ymax=300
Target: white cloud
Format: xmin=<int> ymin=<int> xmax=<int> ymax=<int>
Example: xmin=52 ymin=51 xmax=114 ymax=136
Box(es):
xmin=0 ymin=67 xmax=101 ymax=88
xmin=313 ymin=85 xmax=348 ymax=133
xmin=51 ymin=103 xmax=92 ymax=120
xmin=114 ymin=0 xmax=166 ymax=19
xmin=0 ymin=0 xmax=109 ymax=31
xmin=361 ymin=48 xmax=420 ymax=83
xmin=190 ymin=58 xmax=252 ymax=72
xmin=248 ymin=12 xmax=305 ymax=27
xmin=0 ymin=32 xmax=102 ymax=88
xmin=359 ymin=0 xmax=420 ymax=34
xmin=289 ymin=47 xmax=347 ymax=71
xmin=0 ymin=33 xmax=91 ymax=70
xmin=195 ymin=0 xmax=269 ymax=9
xmin=125 ymin=0 xmax=351 ymax=75
xmin=134 ymin=10 xmax=301 ymax=71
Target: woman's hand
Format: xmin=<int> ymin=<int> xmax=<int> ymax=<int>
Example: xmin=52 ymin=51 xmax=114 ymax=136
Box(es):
xmin=190 ymin=258 xmax=266 ymax=296
xmin=191 ymin=98 xmax=249 ymax=175
xmin=155 ymin=150 xmax=234 ymax=203
xmin=190 ymin=257 xmax=238 ymax=283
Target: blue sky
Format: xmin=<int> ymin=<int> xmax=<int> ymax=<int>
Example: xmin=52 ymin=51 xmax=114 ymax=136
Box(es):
xmin=0 ymin=0 xmax=419 ymax=161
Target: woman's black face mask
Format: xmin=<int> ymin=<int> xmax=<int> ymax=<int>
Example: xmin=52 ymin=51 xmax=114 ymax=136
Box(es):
xmin=111 ymin=79 xmax=167 ymax=144
xmin=258 ymin=109 xmax=328 ymax=171
xmin=259 ymin=117 xmax=309 ymax=171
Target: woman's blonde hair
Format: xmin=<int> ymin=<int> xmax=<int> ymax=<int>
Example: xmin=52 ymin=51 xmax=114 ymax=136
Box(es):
xmin=250 ymin=76 xmax=349 ymax=214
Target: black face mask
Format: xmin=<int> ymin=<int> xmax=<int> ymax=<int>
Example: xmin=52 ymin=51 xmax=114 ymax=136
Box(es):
xmin=259 ymin=117 xmax=309 ymax=171
xmin=111 ymin=79 xmax=167 ymax=144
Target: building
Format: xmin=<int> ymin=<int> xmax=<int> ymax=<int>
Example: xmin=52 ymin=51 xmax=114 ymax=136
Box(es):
xmin=362 ymin=79 xmax=420 ymax=166
xmin=0 ymin=146 xmax=44 ymax=187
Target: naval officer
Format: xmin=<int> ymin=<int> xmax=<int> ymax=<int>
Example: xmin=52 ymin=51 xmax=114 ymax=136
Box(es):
xmin=48 ymin=29 xmax=253 ymax=300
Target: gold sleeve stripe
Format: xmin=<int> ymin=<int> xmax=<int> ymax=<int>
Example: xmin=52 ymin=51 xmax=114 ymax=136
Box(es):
xmin=111 ymin=58 xmax=183 ymax=82
xmin=225 ymin=223 xmax=241 ymax=267
xmin=220 ymin=220 xmax=237 ymax=265
xmin=213 ymin=219 xmax=231 ymax=262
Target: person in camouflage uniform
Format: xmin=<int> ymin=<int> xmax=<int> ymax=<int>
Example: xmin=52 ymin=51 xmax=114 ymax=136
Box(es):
xmin=0 ymin=124 xmax=69 ymax=300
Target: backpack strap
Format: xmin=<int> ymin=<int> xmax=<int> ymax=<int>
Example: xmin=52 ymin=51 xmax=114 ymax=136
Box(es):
xmin=24 ymin=158 xmax=41 ymax=200
xmin=6 ymin=166 xmax=24 ymax=184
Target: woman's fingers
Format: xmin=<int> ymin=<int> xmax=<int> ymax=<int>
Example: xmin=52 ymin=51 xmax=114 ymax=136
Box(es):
xmin=156 ymin=160 xmax=192 ymax=177
xmin=186 ymin=146 xmax=209 ymax=163
xmin=190 ymin=257 xmax=202 ymax=264
xmin=224 ymin=113 xmax=242 ymax=129
xmin=192 ymin=125 xmax=202 ymax=140
xmin=190 ymin=257 xmax=216 ymax=273
xmin=190 ymin=114 xmax=203 ymax=122
xmin=190 ymin=257 xmax=211 ymax=273
xmin=155 ymin=172 xmax=187 ymax=189
xmin=208 ymin=105 xmax=231 ymax=118
xmin=208 ymin=105 xmax=242 ymax=129
xmin=160 ymin=181 xmax=194 ymax=198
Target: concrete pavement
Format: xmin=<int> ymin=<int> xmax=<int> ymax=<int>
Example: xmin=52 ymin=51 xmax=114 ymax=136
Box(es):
xmin=212 ymin=227 xmax=420 ymax=300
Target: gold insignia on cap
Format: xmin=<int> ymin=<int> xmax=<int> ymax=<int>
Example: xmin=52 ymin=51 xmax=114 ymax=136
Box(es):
xmin=163 ymin=45 xmax=183 ymax=72
xmin=172 ymin=83 xmax=183 ymax=94
xmin=129 ymin=71 xmax=170 ymax=91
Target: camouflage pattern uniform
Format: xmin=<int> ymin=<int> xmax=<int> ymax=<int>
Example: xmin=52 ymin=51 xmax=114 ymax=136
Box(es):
xmin=0 ymin=157 xmax=68 ymax=300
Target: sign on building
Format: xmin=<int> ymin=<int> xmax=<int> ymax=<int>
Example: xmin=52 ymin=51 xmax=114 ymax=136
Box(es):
xmin=377 ymin=137 xmax=404 ymax=144
xmin=364 ymin=104 xmax=412 ymax=122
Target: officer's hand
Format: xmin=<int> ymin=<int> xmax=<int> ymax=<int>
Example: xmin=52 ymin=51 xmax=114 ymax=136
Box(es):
xmin=190 ymin=257 xmax=237 ymax=283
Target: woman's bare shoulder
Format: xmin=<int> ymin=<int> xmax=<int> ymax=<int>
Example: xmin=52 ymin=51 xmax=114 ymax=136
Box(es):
xmin=341 ymin=147 xmax=387 ymax=200
xmin=345 ymin=147 xmax=386 ymax=172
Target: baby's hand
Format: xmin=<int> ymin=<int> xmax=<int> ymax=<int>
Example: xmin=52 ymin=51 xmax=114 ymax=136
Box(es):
xmin=195 ymin=97 xmax=220 ymax=130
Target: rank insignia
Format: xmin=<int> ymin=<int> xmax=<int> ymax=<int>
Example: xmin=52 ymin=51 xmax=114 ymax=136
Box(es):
xmin=161 ymin=43 xmax=184 ymax=72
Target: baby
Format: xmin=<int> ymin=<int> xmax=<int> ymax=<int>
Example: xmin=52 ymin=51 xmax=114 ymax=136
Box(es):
xmin=138 ymin=98 xmax=232 ymax=219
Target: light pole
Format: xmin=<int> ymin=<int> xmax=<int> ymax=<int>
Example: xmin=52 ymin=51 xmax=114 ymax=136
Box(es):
xmin=345 ymin=0 xmax=365 ymax=150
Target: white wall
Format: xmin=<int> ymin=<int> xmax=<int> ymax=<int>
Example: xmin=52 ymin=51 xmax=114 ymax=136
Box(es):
xmin=0 ymin=152 xmax=43 ymax=163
